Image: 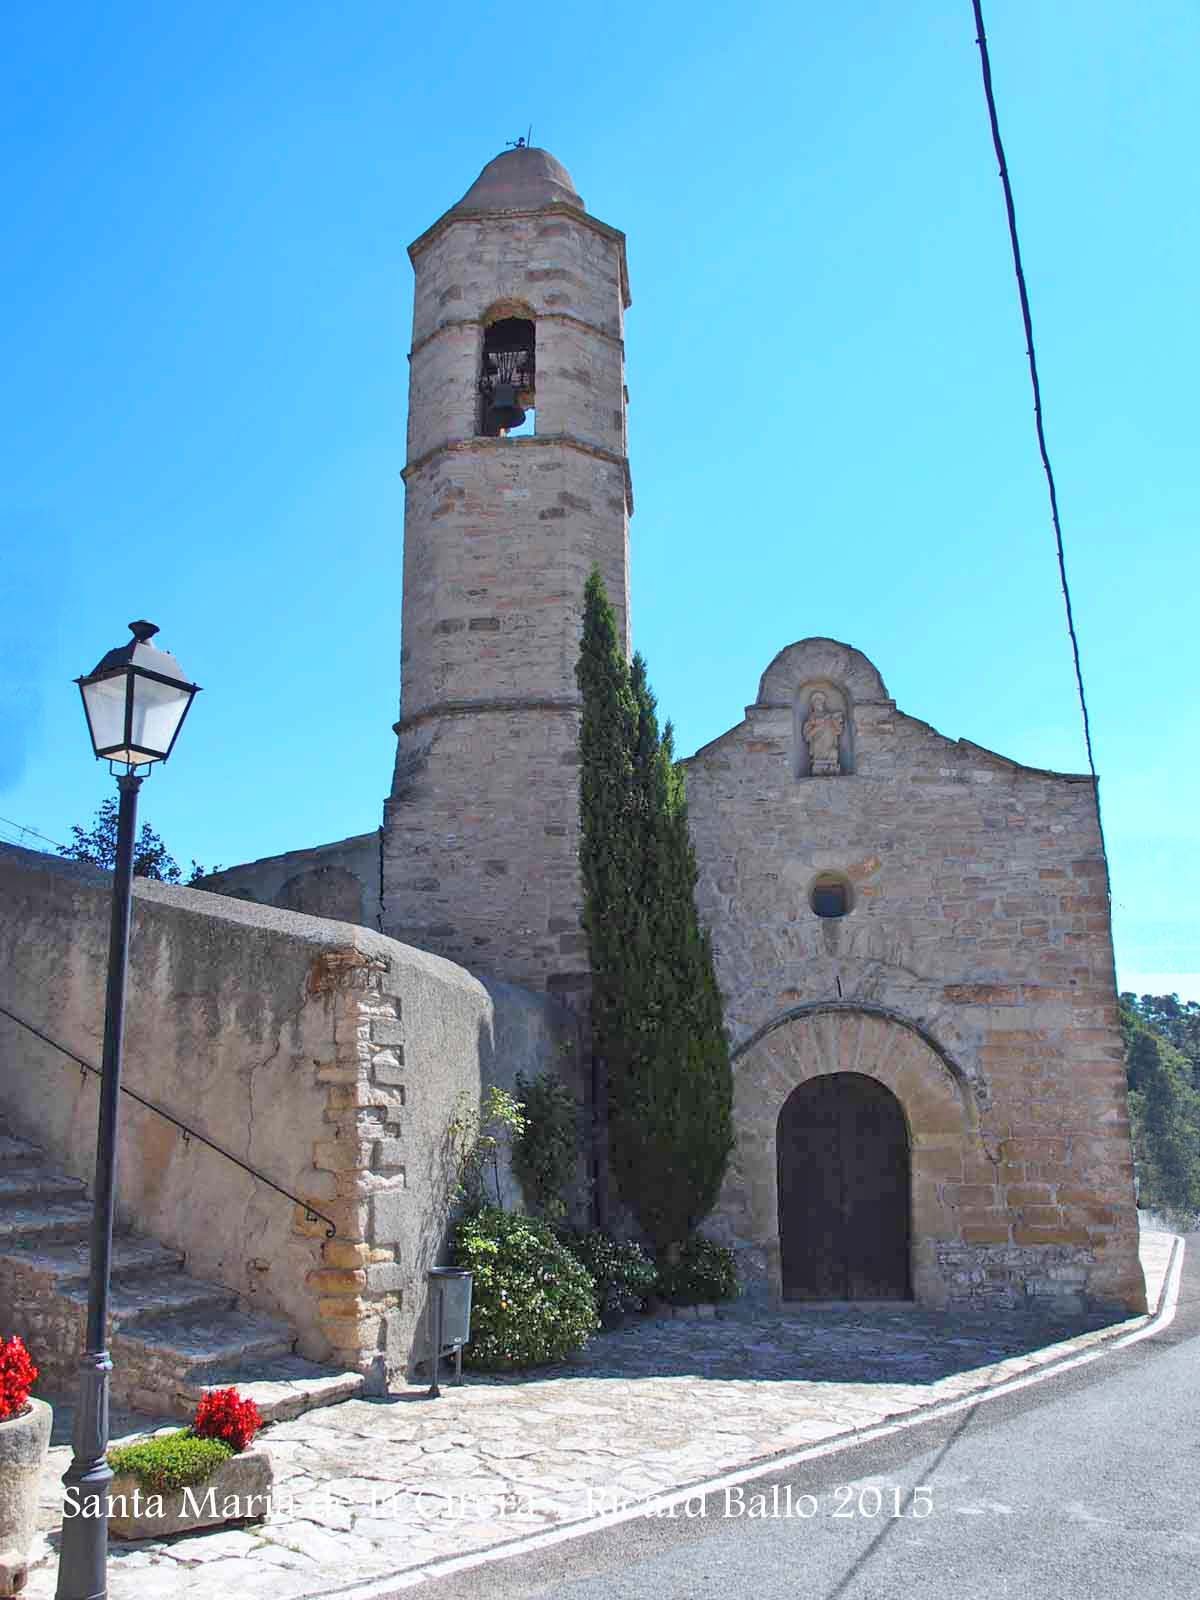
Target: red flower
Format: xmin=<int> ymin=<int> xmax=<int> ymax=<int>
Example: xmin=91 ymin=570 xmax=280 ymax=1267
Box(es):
xmin=0 ymin=1335 xmax=38 ymax=1421
xmin=192 ymin=1386 xmax=262 ymax=1452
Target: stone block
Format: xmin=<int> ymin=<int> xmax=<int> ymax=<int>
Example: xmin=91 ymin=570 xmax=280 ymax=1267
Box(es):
xmin=322 ymin=1240 xmax=371 ymax=1269
xmin=373 ymin=1140 xmax=405 ymax=1171
xmin=317 ymin=1295 xmax=373 ymax=1321
xmin=1013 ymin=1225 xmax=1090 ymax=1247
xmin=305 ymin=1267 xmax=367 ymax=1294
xmin=109 ymin=1446 xmax=273 ymax=1539
xmin=312 ymin=1138 xmax=371 ymax=1173
xmin=370 ymin=1187 xmax=407 ymax=1245
xmin=314 ymin=1059 xmax=361 ymax=1085
xmin=961 ymin=1224 xmax=1011 ymax=1245
xmin=943 ymin=1184 xmax=998 ymax=1208
xmin=366 ymin=1261 xmax=406 ymax=1292
xmin=292 ymin=1200 xmax=360 ymax=1240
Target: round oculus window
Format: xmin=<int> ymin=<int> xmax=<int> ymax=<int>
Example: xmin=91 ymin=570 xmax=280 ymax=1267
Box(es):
xmin=810 ymin=874 xmax=852 ymax=918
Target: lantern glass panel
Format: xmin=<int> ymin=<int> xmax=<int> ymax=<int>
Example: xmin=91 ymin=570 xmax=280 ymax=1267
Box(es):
xmin=81 ymin=673 xmax=129 ymax=757
xmin=128 ymin=672 xmax=193 ymax=760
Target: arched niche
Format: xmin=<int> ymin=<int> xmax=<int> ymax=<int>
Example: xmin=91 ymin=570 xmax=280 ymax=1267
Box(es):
xmin=757 ymin=638 xmax=888 ymax=706
xmin=794 ymin=679 xmax=855 ymax=777
xmin=276 ymin=865 xmax=364 ymax=924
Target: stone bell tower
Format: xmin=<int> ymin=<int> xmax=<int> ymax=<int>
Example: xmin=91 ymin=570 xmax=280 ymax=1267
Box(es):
xmin=381 ymin=146 xmax=632 ymax=996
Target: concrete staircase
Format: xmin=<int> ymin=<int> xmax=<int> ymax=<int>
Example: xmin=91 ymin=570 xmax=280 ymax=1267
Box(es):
xmin=0 ymin=1118 xmax=364 ymax=1421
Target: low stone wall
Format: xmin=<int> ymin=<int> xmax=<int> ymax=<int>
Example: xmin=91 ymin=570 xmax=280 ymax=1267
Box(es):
xmin=0 ymin=844 xmax=578 ymax=1387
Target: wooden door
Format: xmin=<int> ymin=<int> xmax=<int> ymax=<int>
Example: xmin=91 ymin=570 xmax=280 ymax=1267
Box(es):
xmin=777 ymin=1072 xmax=911 ymax=1300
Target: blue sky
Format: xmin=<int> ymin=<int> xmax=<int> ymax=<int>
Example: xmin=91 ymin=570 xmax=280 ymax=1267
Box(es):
xmin=2 ymin=1 xmax=1196 ymax=1000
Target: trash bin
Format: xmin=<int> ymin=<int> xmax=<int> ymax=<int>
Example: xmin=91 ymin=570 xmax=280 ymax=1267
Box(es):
xmin=426 ymin=1266 xmax=473 ymax=1397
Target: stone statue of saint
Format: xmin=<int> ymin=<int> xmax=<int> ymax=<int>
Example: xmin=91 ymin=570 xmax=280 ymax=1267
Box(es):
xmin=802 ymin=691 xmax=844 ymax=775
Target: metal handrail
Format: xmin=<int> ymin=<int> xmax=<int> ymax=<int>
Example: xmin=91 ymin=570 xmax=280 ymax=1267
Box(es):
xmin=0 ymin=1000 xmax=336 ymax=1237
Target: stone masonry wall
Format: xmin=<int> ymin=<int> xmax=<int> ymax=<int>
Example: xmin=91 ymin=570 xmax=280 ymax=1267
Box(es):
xmin=683 ymin=639 xmax=1145 ymax=1315
xmin=195 ymin=830 xmax=381 ymax=928
xmin=0 ymin=845 xmax=578 ymax=1386
xmin=383 ymin=199 xmax=632 ymax=995
xmin=406 ymin=212 xmax=629 ymax=465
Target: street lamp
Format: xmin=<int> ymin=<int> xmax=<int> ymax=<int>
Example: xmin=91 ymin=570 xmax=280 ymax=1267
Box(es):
xmin=56 ymin=621 xmax=199 ymax=1600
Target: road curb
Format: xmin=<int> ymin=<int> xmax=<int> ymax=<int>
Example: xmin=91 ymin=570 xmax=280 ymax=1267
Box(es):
xmin=317 ymin=1234 xmax=1186 ymax=1599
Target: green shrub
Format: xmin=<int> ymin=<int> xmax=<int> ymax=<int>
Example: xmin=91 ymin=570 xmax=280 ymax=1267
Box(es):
xmin=560 ymin=1230 xmax=658 ymax=1322
xmin=512 ymin=1072 xmax=579 ymax=1221
xmin=453 ymin=1206 xmax=599 ymax=1370
xmin=656 ymin=1235 xmax=739 ymax=1306
xmin=108 ymin=1430 xmax=233 ymax=1493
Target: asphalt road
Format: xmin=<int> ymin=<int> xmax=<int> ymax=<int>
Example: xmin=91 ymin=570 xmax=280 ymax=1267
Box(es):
xmin=403 ymin=1243 xmax=1197 ymax=1600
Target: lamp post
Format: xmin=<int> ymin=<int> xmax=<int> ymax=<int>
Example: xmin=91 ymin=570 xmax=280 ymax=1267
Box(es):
xmin=56 ymin=621 xmax=199 ymax=1600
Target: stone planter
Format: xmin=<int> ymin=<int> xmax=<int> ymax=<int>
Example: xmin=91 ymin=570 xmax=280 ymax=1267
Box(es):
xmin=108 ymin=1445 xmax=273 ymax=1540
xmin=0 ymin=1396 xmax=53 ymax=1597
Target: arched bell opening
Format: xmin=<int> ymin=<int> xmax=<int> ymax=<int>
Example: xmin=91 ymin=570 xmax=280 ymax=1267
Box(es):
xmin=478 ymin=316 xmax=536 ymax=437
xmin=776 ymin=1071 xmax=912 ymax=1301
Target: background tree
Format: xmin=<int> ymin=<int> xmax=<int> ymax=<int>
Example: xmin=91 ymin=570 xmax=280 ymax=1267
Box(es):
xmin=1121 ymin=992 xmax=1200 ymax=1091
xmin=1120 ymin=996 xmax=1200 ymax=1221
xmin=576 ymin=569 xmax=733 ymax=1255
xmin=58 ymin=797 xmax=218 ymax=884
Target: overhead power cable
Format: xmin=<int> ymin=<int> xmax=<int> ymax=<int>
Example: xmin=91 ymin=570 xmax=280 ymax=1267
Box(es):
xmin=0 ymin=815 xmax=67 ymax=853
xmin=970 ymin=1 xmax=1110 ymax=894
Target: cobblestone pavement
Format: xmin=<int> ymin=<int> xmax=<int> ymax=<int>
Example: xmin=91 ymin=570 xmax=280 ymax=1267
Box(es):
xmin=26 ymin=1232 xmax=1176 ymax=1599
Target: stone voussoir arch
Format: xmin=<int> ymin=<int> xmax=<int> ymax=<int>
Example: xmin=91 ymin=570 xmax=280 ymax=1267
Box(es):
xmin=732 ymin=1000 xmax=979 ymax=1117
xmin=720 ymin=1003 xmax=992 ymax=1307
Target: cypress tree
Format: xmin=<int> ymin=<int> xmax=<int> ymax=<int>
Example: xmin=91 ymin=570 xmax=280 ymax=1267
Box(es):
xmin=576 ymin=570 xmax=639 ymax=1224
xmin=577 ymin=572 xmax=734 ymax=1255
xmin=615 ymin=704 xmax=733 ymax=1254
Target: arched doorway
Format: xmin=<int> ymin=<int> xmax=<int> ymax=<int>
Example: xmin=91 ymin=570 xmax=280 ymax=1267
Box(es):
xmin=776 ymin=1072 xmax=911 ymax=1300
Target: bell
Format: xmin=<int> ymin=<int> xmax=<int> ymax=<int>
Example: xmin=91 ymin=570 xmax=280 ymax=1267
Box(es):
xmin=488 ymin=382 xmax=525 ymax=433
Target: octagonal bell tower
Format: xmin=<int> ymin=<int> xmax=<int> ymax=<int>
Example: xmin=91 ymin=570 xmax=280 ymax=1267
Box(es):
xmin=382 ymin=146 xmax=632 ymax=996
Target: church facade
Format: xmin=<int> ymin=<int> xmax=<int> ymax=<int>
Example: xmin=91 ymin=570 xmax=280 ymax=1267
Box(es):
xmin=202 ymin=146 xmax=1145 ymax=1316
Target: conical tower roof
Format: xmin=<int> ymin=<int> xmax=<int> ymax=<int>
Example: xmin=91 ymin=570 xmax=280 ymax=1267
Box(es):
xmin=450 ymin=146 xmax=585 ymax=215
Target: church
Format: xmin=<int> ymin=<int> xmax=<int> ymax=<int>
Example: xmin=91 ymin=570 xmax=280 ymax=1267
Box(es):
xmin=200 ymin=145 xmax=1145 ymax=1316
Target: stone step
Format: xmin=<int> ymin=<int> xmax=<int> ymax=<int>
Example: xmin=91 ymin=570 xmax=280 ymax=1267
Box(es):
xmin=0 ymin=1132 xmax=44 ymax=1167
xmin=177 ymin=1353 xmax=367 ymax=1423
xmin=116 ymin=1307 xmax=297 ymax=1374
xmin=60 ymin=1269 xmax=236 ymax=1328
xmin=0 ymin=1198 xmax=93 ymax=1245
xmin=4 ymin=1232 xmax=185 ymax=1286
xmin=0 ymin=1121 xmax=360 ymax=1426
xmin=0 ymin=1167 xmax=87 ymax=1204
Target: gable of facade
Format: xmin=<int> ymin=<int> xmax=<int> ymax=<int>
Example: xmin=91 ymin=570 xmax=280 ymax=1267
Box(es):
xmin=685 ymin=638 xmax=1145 ymax=1312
